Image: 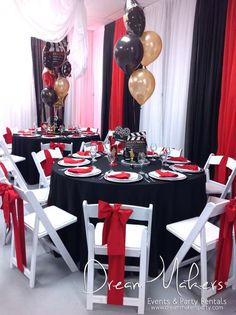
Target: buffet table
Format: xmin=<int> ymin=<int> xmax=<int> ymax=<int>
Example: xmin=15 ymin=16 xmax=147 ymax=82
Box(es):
xmin=11 ymin=133 xmax=100 ymax=184
xmin=47 ymin=155 xmax=207 ymax=277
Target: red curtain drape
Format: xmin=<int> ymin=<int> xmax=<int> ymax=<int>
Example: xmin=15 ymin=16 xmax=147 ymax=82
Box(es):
xmin=109 ymin=18 xmax=126 ymax=130
xmin=216 ymin=0 xmax=236 ymax=196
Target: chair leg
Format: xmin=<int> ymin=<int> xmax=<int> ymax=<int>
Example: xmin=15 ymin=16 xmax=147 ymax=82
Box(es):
xmin=86 ymin=229 xmax=95 ymax=310
xmin=29 ymin=221 xmax=39 ymax=288
xmin=232 ymin=239 xmax=236 ymax=290
xmin=10 ymin=228 xmax=15 ymax=269
xmin=138 ymin=232 xmax=147 ymax=314
xmin=200 ymin=242 xmax=208 ymax=303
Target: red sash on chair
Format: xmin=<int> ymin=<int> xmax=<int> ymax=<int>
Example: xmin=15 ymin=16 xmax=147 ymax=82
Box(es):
xmin=90 ymin=141 xmax=104 ymax=153
xmin=0 ymin=183 xmax=26 ymax=272
xmin=40 ymin=149 xmax=56 ymax=177
xmin=3 ymin=127 xmax=12 ymax=144
xmin=0 ymin=162 xmax=9 ymax=179
xmin=49 ymin=142 xmax=65 ymax=152
xmin=214 ymin=198 xmax=236 ymax=291
xmin=98 ymin=200 xmax=133 ymax=305
xmin=217 ymin=156 xmax=228 ymax=184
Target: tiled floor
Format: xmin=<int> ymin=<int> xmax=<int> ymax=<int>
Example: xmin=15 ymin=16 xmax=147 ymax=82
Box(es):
xmin=0 ymin=211 xmax=235 ymax=315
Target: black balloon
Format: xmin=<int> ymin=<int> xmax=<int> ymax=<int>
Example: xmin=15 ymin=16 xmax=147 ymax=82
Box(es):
xmin=125 ymin=0 xmax=140 ymax=12
xmin=114 ymin=34 xmax=144 ymax=75
xmin=60 ymin=60 xmax=72 ymax=77
xmin=124 ymin=6 xmax=146 ymax=37
xmin=41 ymin=88 xmax=58 ymax=107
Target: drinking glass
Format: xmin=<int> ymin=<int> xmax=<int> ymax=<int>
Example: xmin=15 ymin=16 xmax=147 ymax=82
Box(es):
xmin=90 ymin=144 xmax=98 ymax=163
xmin=107 ymin=152 xmax=115 ymax=172
xmin=138 ymin=152 xmax=146 ymax=175
xmin=150 ymin=143 xmax=157 ymax=161
xmin=103 ymin=139 xmax=110 ymax=154
xmin=161 ymin=147 xmax=170 ymax=167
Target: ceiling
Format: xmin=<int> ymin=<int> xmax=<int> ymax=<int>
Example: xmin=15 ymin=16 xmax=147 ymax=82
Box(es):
xmin=84 ymin=0 xmax=159 ymax=30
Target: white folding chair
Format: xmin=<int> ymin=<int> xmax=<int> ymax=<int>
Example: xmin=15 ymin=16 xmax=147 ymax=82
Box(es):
xmin=83 ymin=201 xmax=153 ymax=314
xmin=204 ymin=154 xmax=236 ymax=199
xmin=0 ymin=135 xmax=49 ymax=205
xmin=40 ymin=142 xmax=73 ymax=155
xmin=165 ymin=196 xmax=236 ymax=302
xmin=10 ymin=186 xmax=78 ymax=288
xmin=169 ymin=148 xmax=182 ymax=157
xmin=31 ymin=148 xmax=63 ymax=188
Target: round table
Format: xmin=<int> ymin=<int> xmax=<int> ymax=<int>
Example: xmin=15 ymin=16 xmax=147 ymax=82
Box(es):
xmin=12 ymin=133 xmax=100 ymax=184
xmin=48 ymin=156 xmax=207 ymax=277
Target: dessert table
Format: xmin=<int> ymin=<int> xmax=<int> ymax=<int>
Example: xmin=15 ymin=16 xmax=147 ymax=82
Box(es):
xmin=47 ymin=155 xmax=207 ymax=277
xmin=11 ymin=133 xmax=100 ymax=184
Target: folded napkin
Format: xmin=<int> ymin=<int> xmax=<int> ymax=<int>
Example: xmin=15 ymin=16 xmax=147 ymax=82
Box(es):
xmin=174 ymin=164 xmax=199 ymax=171
xmin=63 ymin=157 xmax=85 ymax=164
xmin=67 ymin=166 xmax=93 ymax=174
xmin=167 ymin=156 xmax=188 ymax=162
xmin=155 ymin=170 xmax=178 ymax=177
xmin=108 ymin=172 xmax=130 ymax=179
xmin=76 ymin=151 xmax=91 ymax=156
xmin=71 ymin=134 xmax=80 ymax=137
xmin=68 ymin=127 xmax=76 ymax=130
xmin=44 ymin=135 xmax=55 ymax=138
xmin=147 ymin=150 xmax=155 ymax=155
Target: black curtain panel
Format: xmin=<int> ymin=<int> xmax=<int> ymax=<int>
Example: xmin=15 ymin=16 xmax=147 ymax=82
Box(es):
xmin=31 ymin=37 xmax=46 ymax=125
xmin=123 ymin=74 xmax=140 ymax=132
xmin=184 ymin=0 xmax=228 ymax=167
xmin=101 ymin=22 xmax=115 ymax=140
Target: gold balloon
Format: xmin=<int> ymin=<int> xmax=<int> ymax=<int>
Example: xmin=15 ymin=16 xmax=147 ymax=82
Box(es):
xmin=54 ymin=77 xmax=70 ymax=98
xmin=128 ymin=68 xmax=155 ymax=105
xmin=54 ymin=95 xmax=67 ymax=108
xmin=140 ymin=31 xmax=162 ymax=66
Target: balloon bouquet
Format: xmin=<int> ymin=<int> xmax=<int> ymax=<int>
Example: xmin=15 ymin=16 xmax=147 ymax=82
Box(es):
xmin=41 ymin=39 xmax=71 ymax=131
xmin=114 ymin=0 xmax=162 ymax=105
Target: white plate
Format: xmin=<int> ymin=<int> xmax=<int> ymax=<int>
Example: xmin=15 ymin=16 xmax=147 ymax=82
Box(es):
xmin=166 ymin=158 xmax=190 ymax=164
xmin=104 ymin=171 xmax=143 ymax=183
xmin=148 ymin=170 xmax=187 ymax=181
xmin=19 ymin=134 xmax=41 ymax=137
xmin=67 ymin=134 xmax=85 ymax=138
xmin=58 ymin=158 xmax=90 ymax=167
xmin=41 ymin=135 xmax=61 ymax=139
xmin=64 ymin=167 xmax=101 ymax=177
xmin=72 ymin=152 xmax=101 ymax=159
xmin=169 ymin=165 xmax=203 ymax=173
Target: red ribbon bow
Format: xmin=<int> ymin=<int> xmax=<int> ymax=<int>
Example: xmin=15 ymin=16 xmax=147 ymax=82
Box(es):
xmin=98 ymin=200 xmax=133 ymax=305
xmin=3 ymin=127 xmax=12 ymax=144
xmin=41 ymin=149 xmax=57 ymax=177
xmin=214 ymin=198 xmax=236 ymax=291
xmin=49 ymin=142 xmax=65 ymax=152
xmin=0 ymin=183 xmax=26 ymax=272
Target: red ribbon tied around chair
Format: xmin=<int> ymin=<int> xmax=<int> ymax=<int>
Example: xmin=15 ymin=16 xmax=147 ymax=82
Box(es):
xmin=0 ymin=183 xmax=26 ymax=272
xmin=98 ymin=200 xmax=133 ymax=305
xmin=41 ymin=149 xmax=56 ymax=177
xmin=49 ymin=142 xmax=65 ymax=152
xmin=3 ymin=127 xmax=12 ymax=144
xmin=0 ymin=162 xmax=9 ymax=179
xmin=214 ymin=198 xmax=236 ymax=291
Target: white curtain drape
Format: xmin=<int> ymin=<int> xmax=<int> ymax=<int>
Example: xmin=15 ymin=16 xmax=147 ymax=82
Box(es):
xmin=140 ymin=0 xmax=196 ymax=152
xmin=0 ymin=1 xmax=37 ymax=131
xmin=92 ymin=26 xmax=104 ymax=131
xmin=0 ymin=0 xmax=87 ymax=131
xmin=14 ymin=0 xmax=88 ymax=78
xmin=64 ymin=27 xmax=104 ymax=132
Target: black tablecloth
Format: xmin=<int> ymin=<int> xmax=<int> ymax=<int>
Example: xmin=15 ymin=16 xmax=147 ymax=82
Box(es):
xmin=12 ymin=133 xmax=100 ymax=184
xmin=48 ymin=156 xmax=207 ymax=277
